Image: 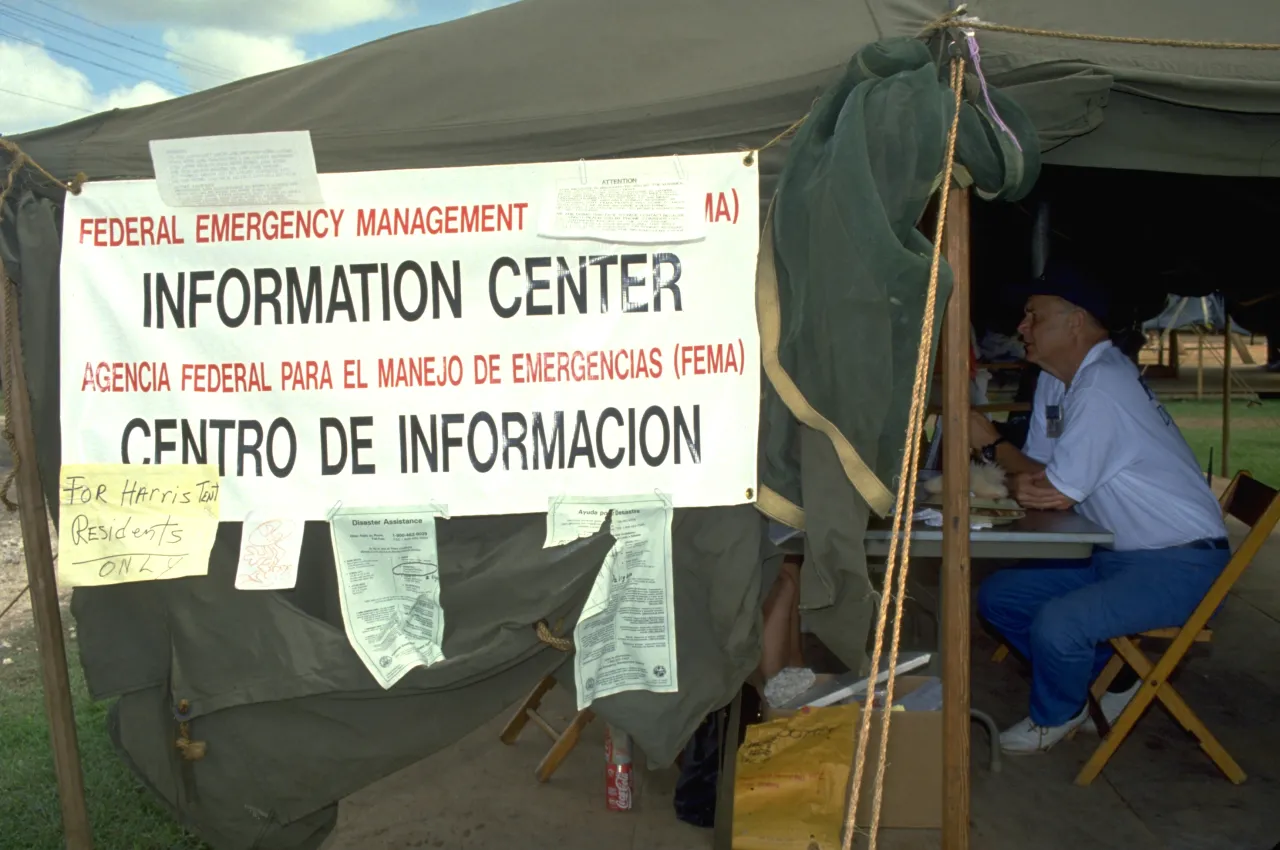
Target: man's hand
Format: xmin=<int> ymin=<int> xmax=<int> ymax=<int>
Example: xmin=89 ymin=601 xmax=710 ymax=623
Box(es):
xmin=968 ymin=410 xmax=1001 ymax=452
xmin=1011 ymin=471 xmax=1076 ymax=511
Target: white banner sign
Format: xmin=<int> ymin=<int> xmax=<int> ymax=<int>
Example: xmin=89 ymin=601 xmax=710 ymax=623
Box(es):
xmin=60 ymin=153 xmax=760 ymax=519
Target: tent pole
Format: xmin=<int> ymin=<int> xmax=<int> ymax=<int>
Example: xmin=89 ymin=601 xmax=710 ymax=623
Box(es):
xmin=941 ymin=186 xmax=972 ymax=850
xmin=1221 ymin=319 xmax=1232 ymax=478
xmin=1197 ymin=328 xmax=1204 ymax=401
xmin=0 ymin=270 xmax=93 ymax=849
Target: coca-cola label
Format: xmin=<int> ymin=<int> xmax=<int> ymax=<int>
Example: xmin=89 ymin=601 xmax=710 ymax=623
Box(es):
xmin=606 ymin=763 xmax=633 ymax=811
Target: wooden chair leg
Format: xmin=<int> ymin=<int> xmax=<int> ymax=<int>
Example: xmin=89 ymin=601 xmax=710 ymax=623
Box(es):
xmin=500 ymin=675 xmax=558 ymax=744
xmin=499 ymin=675 xmax=600 ymax=783
xmin=1085 ymin=654 xmax=1128 ymax=737
xmin=535 ymin=709 xmax=595 ymax=783
xmin=1075 ymin=639 xmax=1160 ymax=786
xmin=1146 ymin=679 xmax=1246 ymax=783
xmin=1091 ymin=655 xmax=1125 ymax=701
xmin=991 ymin=644 xmax=1010 ymax=663
xmin=1107 ymin=636 xmax=1245 ymax=784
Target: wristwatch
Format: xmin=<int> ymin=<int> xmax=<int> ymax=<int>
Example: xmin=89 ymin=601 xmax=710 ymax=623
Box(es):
xmin=980 ymin=437 xmax=1007 ymax=464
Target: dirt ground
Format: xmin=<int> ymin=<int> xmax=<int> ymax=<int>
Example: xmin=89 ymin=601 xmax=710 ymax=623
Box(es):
xmin=0 ymin=433 xmax=67 ymax=646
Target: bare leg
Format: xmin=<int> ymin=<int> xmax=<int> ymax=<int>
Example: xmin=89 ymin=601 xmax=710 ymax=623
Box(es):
xmin=758 ymin=557 xmax=804 ymax=681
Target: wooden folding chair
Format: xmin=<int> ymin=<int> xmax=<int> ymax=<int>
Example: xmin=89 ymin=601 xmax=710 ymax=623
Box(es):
xmin=499 ymin=675 xmax=595 ymax=782
xmin=1074 ymin=470 xmax=1280 ymax=786
xmin=988 ymin=471 xmax=1245 ymax=666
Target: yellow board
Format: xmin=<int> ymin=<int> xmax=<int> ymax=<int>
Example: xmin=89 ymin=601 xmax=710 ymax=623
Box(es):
xmin=734 ymin=704 xmax=859 ymax=849
xmin=57 ymin=463 xmax=221 ymax=587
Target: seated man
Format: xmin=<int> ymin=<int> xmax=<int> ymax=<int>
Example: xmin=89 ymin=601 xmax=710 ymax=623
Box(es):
xmin=968 ymin=267 xmax=1229 ymax=755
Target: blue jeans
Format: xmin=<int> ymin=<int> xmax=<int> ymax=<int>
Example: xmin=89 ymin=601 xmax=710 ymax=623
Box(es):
xmin=977 ymin=546 xmax=1229 ymax=726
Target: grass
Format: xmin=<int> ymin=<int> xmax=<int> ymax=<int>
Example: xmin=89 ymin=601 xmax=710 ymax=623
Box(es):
xmin=1164 ymin=398 xmax=1280 ymax=486
xmin=0 ymin=625 xmax=208 ymax=850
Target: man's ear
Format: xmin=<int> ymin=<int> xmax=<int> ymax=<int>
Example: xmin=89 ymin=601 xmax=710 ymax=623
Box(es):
xmin=1068 ymin=308 xmax=1087 ymax=334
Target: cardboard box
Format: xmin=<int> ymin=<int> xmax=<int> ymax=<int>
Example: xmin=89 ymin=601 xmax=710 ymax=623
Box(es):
xmin=760 ymin=675 xmax=943 ymax=830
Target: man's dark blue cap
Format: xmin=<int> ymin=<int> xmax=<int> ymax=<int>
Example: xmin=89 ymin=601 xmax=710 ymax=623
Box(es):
xmin=1025 ymin=263 xmax=1110 ymax=326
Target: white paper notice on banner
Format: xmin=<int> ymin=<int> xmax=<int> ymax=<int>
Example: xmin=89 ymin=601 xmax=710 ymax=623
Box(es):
xmin=60 ymin=152 xmax=760 ymax=519
xmin=329 ymin=505 xmax=448 ymax=689
xmin=149 ymin=131 xmax=323 ymax=208
xmin=538 ymin=173 xmax=705 ymax=244
xmin=234 ymin=513 xmax=306 ymax=590
xmin=546 ymin=494 xmax=677 ymax=709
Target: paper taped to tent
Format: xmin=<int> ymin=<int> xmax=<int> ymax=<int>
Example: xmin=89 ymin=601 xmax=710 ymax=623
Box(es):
xmin=2 ymin=0 xmax=1280 ymax=847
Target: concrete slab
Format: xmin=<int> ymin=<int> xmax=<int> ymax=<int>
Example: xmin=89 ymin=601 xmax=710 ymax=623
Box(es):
xmin=321 ymin=686 xmax=711 ymax=850
xmin=323 ymin=527 xmax=1280 ymax=850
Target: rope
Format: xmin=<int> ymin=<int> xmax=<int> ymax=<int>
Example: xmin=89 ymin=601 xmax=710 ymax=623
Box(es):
xmin=743 ymin=113 xmax=809 ymax=166
xmin=534 ymin=619 xmax=574 ymax=652
xmin=0 ymin=138 xmax=87 ymax=201
xmin=840 ymin=55 xmax=966 ymax=850
xmin=745 ymin=9 xmax=1280 ymax=170
xmin=923 ymin=7 xmax=1280 ymax=51
xmin=0 ymin=583 xmax=28 ymax=621
xmin=173 ymin=700 xmax=207 ymax=761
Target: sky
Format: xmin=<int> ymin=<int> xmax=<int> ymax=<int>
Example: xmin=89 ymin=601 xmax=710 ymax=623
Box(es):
xmin=0 ymin=0 xmax=518 ymax=135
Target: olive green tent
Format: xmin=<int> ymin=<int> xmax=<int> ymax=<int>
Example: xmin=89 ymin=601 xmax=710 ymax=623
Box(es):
xmin=3 ymin=1 xmax=1279 ymax=848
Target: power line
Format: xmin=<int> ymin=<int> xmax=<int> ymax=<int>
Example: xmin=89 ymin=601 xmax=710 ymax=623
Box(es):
xmin=0 ymin=84 xmax=92 ymax=113
xmin=20 ymin=0 xmax=239 ymax=79
xmin=0 ymin=1 xmax=236 ymax=82
xmin=0 ymin=25 xmax=185 ymax=91
xmin=0 ymin=10 xmax=193 ymax=93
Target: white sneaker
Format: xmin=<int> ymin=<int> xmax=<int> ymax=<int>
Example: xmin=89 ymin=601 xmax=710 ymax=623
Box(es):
xmin=998 ymin=705 xmax=1088 ymax=755
xmin=1083 ymin=681 xmax=1142 ymax=733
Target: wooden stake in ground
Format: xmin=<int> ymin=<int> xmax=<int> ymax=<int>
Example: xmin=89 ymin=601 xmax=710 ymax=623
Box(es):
xmin=1196 ymin=328 xmax=1204 ymax=401
xmin=0 ymin=270 xmax=94 ymax=849
xmin=1222 ymin=321 xmax=1232 ymax=478
xmin=941 ymin=186 xmax=972 ymax=850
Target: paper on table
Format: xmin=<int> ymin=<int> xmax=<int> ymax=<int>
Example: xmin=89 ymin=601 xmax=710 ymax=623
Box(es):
xmin=538 ymin=176 xmax=705 ymax=244
xmin=149 ymin=131 xmax=323 ymax=207
xmin=234 ymin=513 xmax=305 ymax=590
xmin=329 ymin=505 xmax=448 ymax=689
xmin=57 ymin=463 xmax=220 ymax=587
xmin=913 ymin=508 xmax=993 ymax=531
xmin=545 ymin=494 xmax=677 ymax=709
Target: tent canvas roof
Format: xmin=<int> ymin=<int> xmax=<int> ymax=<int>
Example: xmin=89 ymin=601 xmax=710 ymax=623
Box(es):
xmin=9 ymin=0 xmax=1280 ymax=183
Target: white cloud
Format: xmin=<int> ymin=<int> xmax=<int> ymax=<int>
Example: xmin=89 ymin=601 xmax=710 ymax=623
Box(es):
xmin=468 ymin=0 xmax=519 ymax=13
xmin=162 ymin=28 xmax=309 ymax=89
xmin=71 ymin=0 xmax=409 ymax=35
xmin=0 ymin=41 xmax=174 ymax=135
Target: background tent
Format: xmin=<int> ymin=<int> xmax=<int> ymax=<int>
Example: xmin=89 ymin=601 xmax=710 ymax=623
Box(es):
xmin=1143 ymin=294 xmax=1255 ymax=335
xmin=5 ymin=1 xmax=1280 ymax=848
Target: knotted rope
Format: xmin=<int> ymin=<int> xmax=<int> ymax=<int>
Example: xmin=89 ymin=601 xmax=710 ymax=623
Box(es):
xmin=0 ymin=138 xmax=87 ymax=198
xmin=535 ymin=619 xmax=574 ymax=652
xmin=840 ymin=55 xmax=965 ymax=850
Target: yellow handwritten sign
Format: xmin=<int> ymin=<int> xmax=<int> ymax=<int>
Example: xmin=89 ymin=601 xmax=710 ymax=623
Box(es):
xmin=57 ymin=463 xmax=221 ymax=587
